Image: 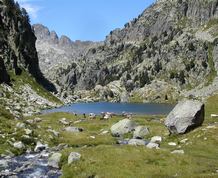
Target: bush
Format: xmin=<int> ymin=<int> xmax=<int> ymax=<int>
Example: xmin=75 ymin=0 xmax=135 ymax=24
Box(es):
xmin=179 ymin=70 xmax=185 ymax=84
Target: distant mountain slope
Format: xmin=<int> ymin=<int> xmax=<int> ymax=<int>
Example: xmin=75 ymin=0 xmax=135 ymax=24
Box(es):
xmin=33 ymin=24 xmax=99 ymax=86
xmin=36 ymin=0 xmax=218 ymax=103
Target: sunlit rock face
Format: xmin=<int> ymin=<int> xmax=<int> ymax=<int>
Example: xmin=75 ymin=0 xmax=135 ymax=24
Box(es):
xmin=35 ymin=0 xmax=218 ymax=103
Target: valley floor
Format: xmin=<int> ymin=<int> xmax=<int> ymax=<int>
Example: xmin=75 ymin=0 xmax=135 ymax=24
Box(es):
xmin=1 ymin=94 xmax=218 ymax=177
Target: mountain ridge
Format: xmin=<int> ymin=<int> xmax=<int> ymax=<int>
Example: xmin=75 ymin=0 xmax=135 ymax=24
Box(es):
xmin=35 ymin=0 xmax=218 ymax=103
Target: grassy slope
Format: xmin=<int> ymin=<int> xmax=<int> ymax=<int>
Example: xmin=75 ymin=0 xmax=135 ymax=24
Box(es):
xmin=205 ymin=44 xmax=217 ymax=86
xmin=0 ymin=107 xmax=38 ymax=155
xmin=0 ymin=70 xmax=62 ymax=155
xmin=23 ymin=93 xmax=218 ymax=178
xmin=8 ymin=70 xmax=62 ymax=104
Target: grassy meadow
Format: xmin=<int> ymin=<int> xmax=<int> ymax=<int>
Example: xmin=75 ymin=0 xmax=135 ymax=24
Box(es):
xmin=0 ymin=93 xmax=218 ymax=177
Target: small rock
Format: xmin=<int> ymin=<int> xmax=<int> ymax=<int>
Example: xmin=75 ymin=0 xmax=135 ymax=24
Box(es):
xmin=16 ymin=122 xmax=26 ymax=129
xmin=40 ymin=150 xmax=49 ymax=157
xmin=168 ymin=142 xmax=177 ymax=146
xmin=89 ymin=113 xmax=96 ymax=119
xmin=59 ymin=118 xmax=70 ymax=125
xmin=210 ymin=114 xmax=218 ymax=118
xmin=48 ymin=153 xmax=62 ymax=168
xmin=13 ymin=141 xmax=25 ymax=149
xmin=180 ymin=138 xmax=188 ymax=143
xmin=22 ymin=135 xmax=30 ymax=139
xmin=48 ymin=129 xmax=59 ymax=137
xmin=117 ymin=139 xmax=129 ymax=145
xmin=24 ymin=129 xmax=32 ymax=135
xmin=146 ymin=142 xmax=159 ymax=149
xmin=55 ymin=144 xmax=69 ymax=151
xmin=68 ymin=152 xmax=81 ymax=164
xmin=171 ymin=150 xmax=185 ymax=154
xmin=26 ymin=120 xmax=34 ymax=124
xmin=150 ymin=136 xmax=162 ymax=144
xmin=104 ymin=114 xmax=112 ymax=120
xmin=74 ymin=120 xmax=82 ymax=124
xmin=128 ymin=139 xmax=147 ymax=146
xmin=34 ymin=141 xmax=48 ymax=152
xmin=206 ymin=125 xmax=216 ymax=129
xmin=0 ymin=160 xmax=8 ymax=168
xmin=64 ymin=127 xmax=83 ymax=133
xmin=90 ymin=136 xmax=95 ymax=139
xmin=34 ymin=117 xmax=42 ymax=122
xmin=100 ymin=130 xmax=109 ymax=135
xmin=133 ymin=126 xmax=149 ymax=139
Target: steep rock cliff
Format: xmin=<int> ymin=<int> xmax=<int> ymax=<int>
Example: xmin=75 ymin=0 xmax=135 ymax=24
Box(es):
xmin=0 ymin=0 xmax=56 ymax=92
xmin=33 ymin=24 xmax=99 ymax=85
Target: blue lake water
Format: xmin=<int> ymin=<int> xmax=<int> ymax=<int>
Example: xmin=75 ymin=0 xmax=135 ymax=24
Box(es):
xmin=43 ymin=102 xmax=175 ymax=115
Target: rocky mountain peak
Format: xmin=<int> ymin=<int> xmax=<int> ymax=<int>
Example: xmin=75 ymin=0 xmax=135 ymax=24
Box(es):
xmin=59 ymin=35 xmax=72 ymax=48
xmin=33 ymin=24 xmax=50 ymax=40
xmin=50 ymin=31 xmax=59 ymax=44
xmin=33 ymin=24 xmax=99 ymax=81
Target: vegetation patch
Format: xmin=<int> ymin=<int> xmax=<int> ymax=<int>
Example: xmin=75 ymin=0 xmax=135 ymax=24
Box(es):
xmin=205 ymin=44 xmax=217 ymax=86
xmin=8 ymin=70 xmax=62 ymax=104
xmin=204 ymin=18 xmax=218 ymax=31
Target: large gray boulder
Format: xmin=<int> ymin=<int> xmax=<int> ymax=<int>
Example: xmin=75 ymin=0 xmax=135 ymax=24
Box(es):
xmin=111 ymin=119 xmax=136 ymax=137
xmin=165 ymin=100 xmax=204 ymax=134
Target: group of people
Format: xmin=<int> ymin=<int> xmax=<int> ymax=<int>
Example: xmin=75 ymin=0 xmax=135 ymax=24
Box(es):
xmin=81 ymin=111 xmax=133 ymax=120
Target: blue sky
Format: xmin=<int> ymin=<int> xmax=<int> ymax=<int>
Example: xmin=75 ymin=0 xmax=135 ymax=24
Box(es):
xmin=17 ymin=0 xmax=155 ymax=41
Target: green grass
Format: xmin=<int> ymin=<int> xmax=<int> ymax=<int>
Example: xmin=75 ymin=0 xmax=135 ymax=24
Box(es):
xmin=204 ymin=18 xmax=218 ymax=31
xmin=23 ymin=109 xmax=218 ymax=178
xmin=205 ymin=44 xmax=217 ymax=86
xmin=129 ymin=92 xmax=144 ymax=103
xmin=8 ymin=70 xmax=62 ymax=104
xmin=205 ymin=93 xmax=218 ymax=118
xmin=1 ymin=82 xmax=218 ymax=177
xmin=0 ymin=107 xmax=37 ymax=155
xmin=26 ymin=112 xmax=117 ymax=147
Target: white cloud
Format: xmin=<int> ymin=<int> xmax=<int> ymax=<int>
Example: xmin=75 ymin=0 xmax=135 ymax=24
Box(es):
xmin=16 ymin=0 xmax=43 ymax=19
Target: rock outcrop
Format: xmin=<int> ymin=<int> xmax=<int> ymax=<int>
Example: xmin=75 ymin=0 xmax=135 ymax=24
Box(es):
xmin=32 ymin=24 xmax=98 ymax=91
xmin=165 ymin=100 xmax=205 ymax=134
xmin=0 ymin=0 xmax=56 ymax=92
xmin=0 ymin=0 xmax=60 ymax=117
